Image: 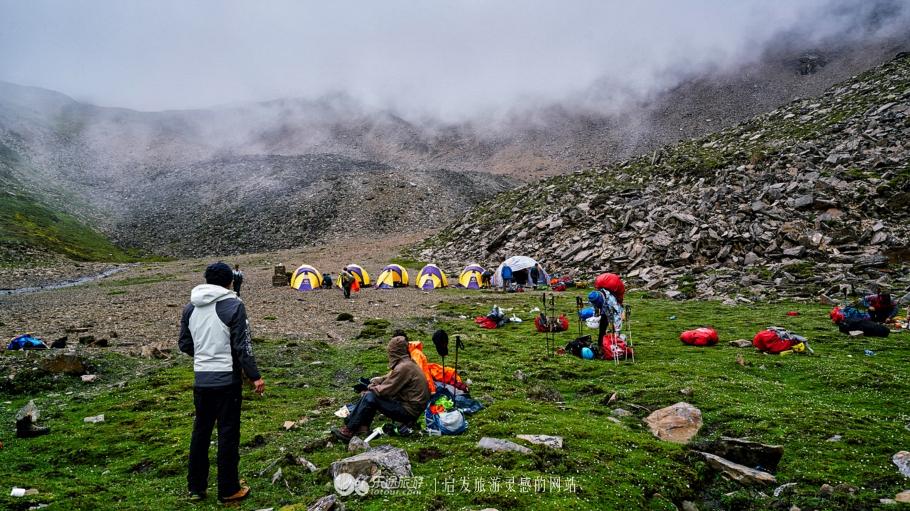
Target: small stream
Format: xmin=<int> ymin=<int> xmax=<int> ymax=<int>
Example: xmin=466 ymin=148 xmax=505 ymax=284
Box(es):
xmin=0 ymin=265 xmax=133 ymax=296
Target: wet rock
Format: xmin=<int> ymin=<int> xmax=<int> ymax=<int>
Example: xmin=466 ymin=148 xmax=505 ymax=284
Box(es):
xmin=697 ymin=452 xmax=776 ymax=486
xmin=644 ymin=402 xmax=702 ymax=444
xmin=478 ymin=437 xmax=532 ymax=454
xmin=329 ymin=445 xmax=412 ymax=480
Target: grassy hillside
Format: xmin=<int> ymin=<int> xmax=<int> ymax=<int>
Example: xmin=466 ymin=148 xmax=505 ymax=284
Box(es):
xmin=1 ymin=290 xmax=907 ymax=510
xmin=0 ymin=143 xmax=139 ymax=265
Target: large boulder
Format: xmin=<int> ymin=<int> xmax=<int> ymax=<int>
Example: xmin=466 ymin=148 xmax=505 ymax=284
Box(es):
xmin=702 ymin=437 xmax=784 ymax=471
xmin=644 ymin=402 xmax=702 ymax=444
xmin=697 ymin=452 xmax=777 ymax=486
xmin=329 ymin=445 xmax=411 ymax=480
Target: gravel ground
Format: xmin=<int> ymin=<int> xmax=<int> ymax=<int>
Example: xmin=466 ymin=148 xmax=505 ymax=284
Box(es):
xmin=0 ymin=234 xmax=474 ymax=352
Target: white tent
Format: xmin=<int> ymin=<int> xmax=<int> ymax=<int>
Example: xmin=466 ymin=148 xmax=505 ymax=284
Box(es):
xmin=492 ymin=255 xmax=548 ymax=287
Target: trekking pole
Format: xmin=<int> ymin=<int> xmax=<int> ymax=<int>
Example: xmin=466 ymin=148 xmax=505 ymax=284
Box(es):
xmin=627 ymin=305 xmax=635 ymax=364
xmin=575 ymin=296 xmax=583 ymax=338
xmin=550 ymin=294 xmax=557 ymax=357
xmin=453 ymin=335 xmax=460 ymax=396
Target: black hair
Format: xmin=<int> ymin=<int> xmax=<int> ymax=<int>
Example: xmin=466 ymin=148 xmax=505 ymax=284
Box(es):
xmin=392 ymin=329 xmax=408 ymax=339
xmin=205 ymin=262 xmax=234 ymax=288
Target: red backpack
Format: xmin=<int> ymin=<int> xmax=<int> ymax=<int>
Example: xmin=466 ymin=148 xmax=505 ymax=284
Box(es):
xmin=594 ymin=273 xmax=625 ymax=304
xmin=680 ymin=328 xmax=719 ymax=346
xmin=752 ymin=329 xmax=797 ymax=354
xmin=601 ymin=334 xmax=633 ymax=360
xmin=535 ymin=314 xmax=569 ymax=333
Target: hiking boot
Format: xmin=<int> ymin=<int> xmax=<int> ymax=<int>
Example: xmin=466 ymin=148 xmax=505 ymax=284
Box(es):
xmin=16 ymin=419 xmax=49 ymax=438
xmin=219 ymin=483 xmax=249 ymax=503
xmin=187 ymin=491 xmax=206 ymax=502
xmin=331 ymin=426 xmax=355 ymax=443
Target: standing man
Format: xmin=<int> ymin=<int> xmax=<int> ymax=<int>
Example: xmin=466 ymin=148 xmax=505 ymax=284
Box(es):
xmin=501 ymin=264 xmax=513 ymax=292
xmin=178 ymin=262 xmax=265 ymax=503
xmin=232 ymin=264 xmax=244 ymax=297
xmin=339 ymin=268 xmax=355 ymax=299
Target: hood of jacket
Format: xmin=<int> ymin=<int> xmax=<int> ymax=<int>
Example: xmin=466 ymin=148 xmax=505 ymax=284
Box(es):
xmin=387 ymin=336 xmax=411 ymax=368
xmin=190 ymin=284 xmax=236 ymax=307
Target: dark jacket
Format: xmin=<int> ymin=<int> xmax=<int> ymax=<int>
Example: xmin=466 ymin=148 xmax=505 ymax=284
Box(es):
xmin=178 ymin=284 xmax=261 ymax=388
xmin=368 ymin=336 xmax=432 ymax=417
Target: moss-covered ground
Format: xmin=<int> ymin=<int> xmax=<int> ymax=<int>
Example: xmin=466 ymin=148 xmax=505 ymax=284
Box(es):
xmin=1 ymin=290 xmax=908 ymax=510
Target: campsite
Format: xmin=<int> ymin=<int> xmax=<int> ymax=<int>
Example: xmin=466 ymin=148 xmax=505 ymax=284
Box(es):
xmin=1 ymin=249 xmax=910 ymax=510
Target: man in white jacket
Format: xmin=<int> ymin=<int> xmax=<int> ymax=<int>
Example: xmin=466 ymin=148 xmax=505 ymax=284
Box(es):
xmin=178 ymin=262 xmax=264 ymax=503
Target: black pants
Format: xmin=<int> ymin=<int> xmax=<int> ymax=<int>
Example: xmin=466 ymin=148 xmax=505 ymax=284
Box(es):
xmin=598 ymin=313 xmax=611 ymax=344
xmin=188 ymin=384 xmax=242 ymax=498
xmin=346 ymin=391 xmax=415 ymax=430
xmin=343 ymin=283 xmax=352 ymax=299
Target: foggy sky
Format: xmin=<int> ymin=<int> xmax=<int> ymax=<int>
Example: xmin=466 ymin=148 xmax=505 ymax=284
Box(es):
xmin=1 ymin=0 xmax=907 ymax=121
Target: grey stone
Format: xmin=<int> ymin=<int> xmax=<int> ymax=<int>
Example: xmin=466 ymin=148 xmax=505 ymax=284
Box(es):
xmin=729 ymin=339 xmax=753 ymax=348
xmin=894 ymin=451 xmax=910 ymax=477
xmin=611 ymin=408 xmax=632 ymax=418
xmin=819 ymin=483 xmax=834 ymax=497
xmin=516 ymin=434 xmax=563 ymax=449
xmin=347 ymin=436 xmax=368 ymax=453
xmin=478 ymin=437 xmax=532 ymax=454
xmin=330 ymin=445 xmax=412 ymax=480
xmin=307 ymin=494 xmax=344 ymax=511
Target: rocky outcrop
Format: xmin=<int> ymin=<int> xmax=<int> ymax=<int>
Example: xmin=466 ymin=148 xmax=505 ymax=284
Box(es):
xmin=416 ymin=53 xmax=910 ymax=299
xmin=697 ymin=451 xmax=777 ymax=486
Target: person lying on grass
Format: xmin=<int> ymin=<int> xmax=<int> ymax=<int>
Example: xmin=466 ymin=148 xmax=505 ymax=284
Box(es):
xmin=332 ymin=332 xmax=431 ymax=442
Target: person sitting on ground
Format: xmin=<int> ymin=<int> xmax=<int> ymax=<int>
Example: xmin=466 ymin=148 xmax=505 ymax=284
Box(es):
xmin=860 ymin=292 xmax=898 ymax=323
xmin=501 ymin=265 xmax=513 ymax=292
xmin=589 ymin=288 xmax=624 ymax=344
xmin=339 ymin=269 xmax=355 ymax=299
xmin=332 ymin=332 xmax=431 ymax=442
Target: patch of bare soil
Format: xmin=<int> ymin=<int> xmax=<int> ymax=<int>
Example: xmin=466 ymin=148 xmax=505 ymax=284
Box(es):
xmin=0 ymin=234 xmax=469 ymax=353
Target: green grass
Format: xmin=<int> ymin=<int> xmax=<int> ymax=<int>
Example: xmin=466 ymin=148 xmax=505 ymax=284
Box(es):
xmin=1 ymin=291 xmax=908 ymax=510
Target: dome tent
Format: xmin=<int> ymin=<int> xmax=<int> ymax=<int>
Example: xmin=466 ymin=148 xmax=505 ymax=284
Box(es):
xmin=290 ymin=264 xmax=323 ymax=291
xmin=458 ymin=264 xmax=486 ymax=289
xmin=492 ymin=255 xmax=547 ymax=288
xmin=375 ymin=264 xmax=409 ymax=289
xmin=416 ymin=264 xmax=448 ymax=290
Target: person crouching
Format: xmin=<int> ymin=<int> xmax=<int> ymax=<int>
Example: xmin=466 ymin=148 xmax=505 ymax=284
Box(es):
xmin=332 ymin=334 xmax=431 ymax=442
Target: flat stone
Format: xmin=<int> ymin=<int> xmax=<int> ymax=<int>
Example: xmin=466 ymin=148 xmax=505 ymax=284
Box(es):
xmin=703 ymin=437 xmax=784 ymax=471
xmin=612 ymin=408 xmax=632 ymax=418
xmin=516 ymin=434 xmax=563 ymax=449
xmin=306 ymin=494 xmax=343 ymax=511
xmin=478 ymin=437 xmax=532 ymax=454
xmin=330 ymin=445 xmax=411 ymax=480
xmin=80 ymin=374 xmax=98 ymax=383
xmin=644 ymin=402 xmax=702 ymax=444
xmin=83 ymin=414 xmax=105 ymax=423
xmin=896 ymin=490 xmax=910 ymax=503
xmin=697 ymin=452 xmax=776 ymax=486
xmin=729 ymin=339 xmax=752 ymax=348
xmin=894 ymin=451 xmax=910 ymax=477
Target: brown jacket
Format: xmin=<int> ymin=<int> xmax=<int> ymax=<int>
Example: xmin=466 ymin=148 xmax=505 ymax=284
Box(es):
xmin=369 ymin=336 xmax=432 ymax=417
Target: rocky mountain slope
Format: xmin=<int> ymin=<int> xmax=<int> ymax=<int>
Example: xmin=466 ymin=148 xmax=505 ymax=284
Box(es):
xmin=0 ymin=35 xmax=906 ymax=261
xmin=414 ymin=53 xmax=910 ymax=300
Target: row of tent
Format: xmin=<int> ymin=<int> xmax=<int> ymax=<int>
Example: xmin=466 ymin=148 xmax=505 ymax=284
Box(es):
xmin=289 ymin=256 xmax=548 ymax=292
